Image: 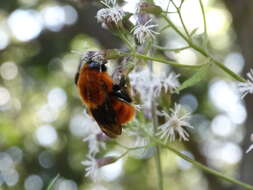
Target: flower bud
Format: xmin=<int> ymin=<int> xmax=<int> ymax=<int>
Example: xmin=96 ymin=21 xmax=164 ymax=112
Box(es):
xmin=97 ymin=156 xmax=117 ymax=167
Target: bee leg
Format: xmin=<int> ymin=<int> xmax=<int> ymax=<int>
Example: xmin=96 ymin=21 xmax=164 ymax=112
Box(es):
xmin=112 ymin=77 xmax=132 ymax=103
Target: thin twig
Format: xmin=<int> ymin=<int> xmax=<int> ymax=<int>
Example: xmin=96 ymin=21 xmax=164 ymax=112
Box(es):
xmin=153 ymin=44 xmax=190 ymax=52
xmin=198 ymin=0 xmax=208 ymax=49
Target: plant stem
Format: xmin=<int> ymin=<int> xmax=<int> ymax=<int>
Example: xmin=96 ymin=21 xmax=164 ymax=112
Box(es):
xmin=161 ymin=13 xmax=246 ymax=82
xmin=117 ymin=31 xmax=135 ymax=52
xmin=159 ymin=24 xmax=171 ymax=33
xmin=151 ymin=99 xmax=164 ymax=190
xmin=153 ymin=44 xmax=190 ymax=52
xmin=198 ymin=0 xmax=208 ymax=49
xmin=46 ymin=174 xmax=60 ymax=190
xmin=129 ymin=52 xmax=205 ymax=68
xmin=171 ymin=0 xmax=190 ymax=38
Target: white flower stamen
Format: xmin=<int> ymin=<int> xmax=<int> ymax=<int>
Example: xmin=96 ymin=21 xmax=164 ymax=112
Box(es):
xmin=238 ymin=69 xmax=253 ymax=98
xmin=82 ymin=155 xmax=99 ymax=181
xmin=131 ymin=19 xmax=159 ymax=44
xmin=157 ymin=104 xmax=193 ymax=142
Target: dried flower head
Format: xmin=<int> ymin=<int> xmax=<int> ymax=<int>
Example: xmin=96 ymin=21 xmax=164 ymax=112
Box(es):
xmin=157 ymin=104 xmax=193 ymax=142
xmin=131 ymin=19 xmax=159 ymax=44
xmin=97 ymin=156 xmax=116 ymax=167
xmin=238 ymin=69 xmax=253 ymax=98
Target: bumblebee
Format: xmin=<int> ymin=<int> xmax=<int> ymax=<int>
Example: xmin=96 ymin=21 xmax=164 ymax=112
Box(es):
xmin=75 ymin=52 xmax=135 ymax=138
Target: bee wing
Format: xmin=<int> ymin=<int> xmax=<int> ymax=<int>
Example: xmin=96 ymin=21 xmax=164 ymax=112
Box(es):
xmin=90 ymin=97 xmax=122 ymax=138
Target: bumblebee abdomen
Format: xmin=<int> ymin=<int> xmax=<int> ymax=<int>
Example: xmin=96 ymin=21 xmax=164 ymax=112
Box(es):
xmin=112 ymin=98 xmax=135 ymax=125
xmin=77 ymin=66 xmax=113 ymax=108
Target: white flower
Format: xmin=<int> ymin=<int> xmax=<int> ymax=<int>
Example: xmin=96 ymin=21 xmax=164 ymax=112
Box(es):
xmin=83 ymin=111 xmax=106 ymax=156
xmin=238 ymin=69 xmax=253 ymax=98
xmin=153 ymin=72 xmax=180 ymax=96
xmin=131 ymin=19 xmax=159 ymax=44
xmin=246 ymin=133 xmax=253 ymax=153
xmin=163 ymin=72 xmax=181 ymax=93
xmin=157 ymin=104 xmax=193 ymax=142
xmin=96 ymin=1 xmax=125 ymax=25
xmin=129 ymin=68 xmax=180 ymax=106
xmin=82 ymin=155 xmax=99 ymax=181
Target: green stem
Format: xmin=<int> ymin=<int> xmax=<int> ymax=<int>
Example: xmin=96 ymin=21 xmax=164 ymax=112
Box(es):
xmin=161 ymin=13 xmax=246 ymax=82
xmin=154 ymin=145 xmax=163 ymax=190
xmin=117 ymin=32 xmax=135 ymax=52
xmin=46 ymin=174 xmax=60 ymax=190
xmin=159 ymin=24 xmax=171 ymax=33
xmin=151 ymin=95 xmax=164 ymax=190
xmin=198 ymin=0 xmax=208 ymax=49
xmin=129 ymin=53 xmax=204 ymax=68
xmin=171 ymin=0 xmax=191 ymax=38
xmin=153 ymin=44 xmax=190 ymax=52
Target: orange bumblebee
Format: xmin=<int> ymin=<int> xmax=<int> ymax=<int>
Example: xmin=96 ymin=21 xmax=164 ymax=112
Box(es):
xmin=75 ymin=52 xmax=135 ymax=138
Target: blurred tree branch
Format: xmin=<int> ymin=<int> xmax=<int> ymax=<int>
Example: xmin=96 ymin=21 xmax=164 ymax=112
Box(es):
xmin=223 ymin=0 xmax=253 ymax=189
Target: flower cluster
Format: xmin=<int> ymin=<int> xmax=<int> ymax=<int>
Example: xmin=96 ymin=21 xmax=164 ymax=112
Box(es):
xmin=96 ymin=0 xmax=159 ymax=43
xmin=129 ymin=67 xmax=180 ymax=109
xmin=157 ymin=104 xmax=193 ymax=142
xmin=81 ymin=111 xmax=107 ymax=181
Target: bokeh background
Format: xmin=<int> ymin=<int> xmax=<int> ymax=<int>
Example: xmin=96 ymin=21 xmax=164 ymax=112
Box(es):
xmin=0 ymin=0 xmax=253 ymax=189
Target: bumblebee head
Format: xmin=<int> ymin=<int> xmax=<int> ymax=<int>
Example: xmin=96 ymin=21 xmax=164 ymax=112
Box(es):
xmin=79 ymin=51 xmax=107 ymax=72
xmin=75 ymin=51 xmax=107 ymax=85
xmin=86 ymin=61 xmax=107 ymax=72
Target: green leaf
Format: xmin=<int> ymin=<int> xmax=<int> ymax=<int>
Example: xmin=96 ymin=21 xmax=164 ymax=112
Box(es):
xmin=177 ymin=64 xmax=210 ymax=92
xmin=190 ymin=28 xmax=198 ymax=37
xmin=46 ymin=174 xmax=60 ymax=190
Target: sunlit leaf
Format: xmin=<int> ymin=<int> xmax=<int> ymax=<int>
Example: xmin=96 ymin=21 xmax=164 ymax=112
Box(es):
xmin=177 ymin=64 xmax=210 ymax=92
